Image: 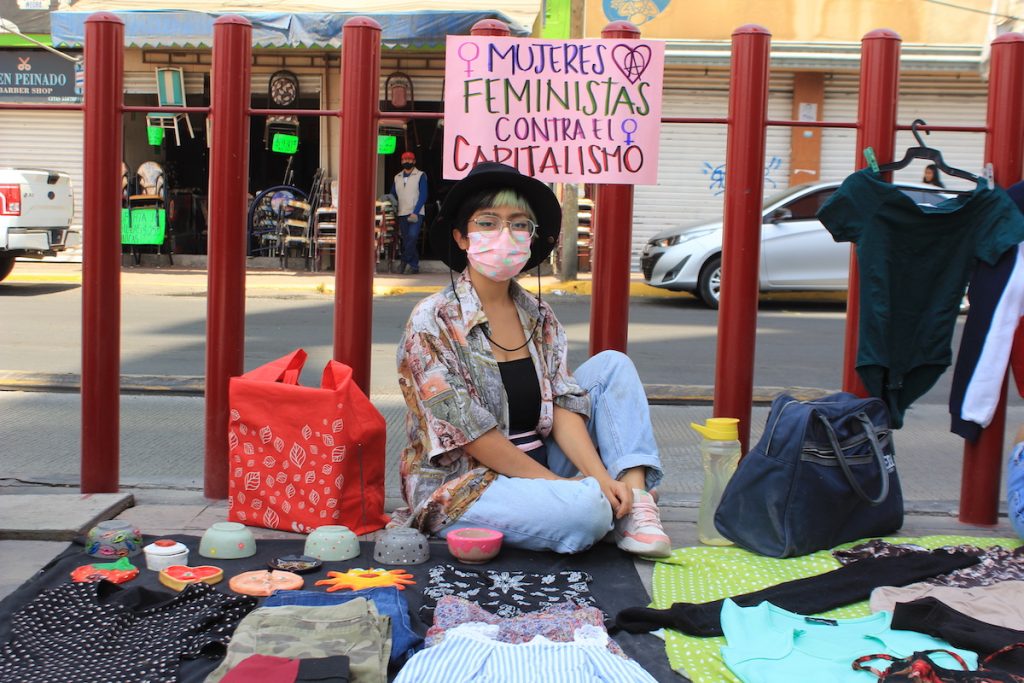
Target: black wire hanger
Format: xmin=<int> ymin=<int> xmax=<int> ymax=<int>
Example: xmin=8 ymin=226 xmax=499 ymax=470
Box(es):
xmin=875 ymin=118 xmax=982 ymax=183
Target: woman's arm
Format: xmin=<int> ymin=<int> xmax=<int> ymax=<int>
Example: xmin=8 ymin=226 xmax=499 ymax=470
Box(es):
xmin=463 ymin=429 xmax=563 ymax=480
xmin=550 ymin=406 xmax=632 ymax=518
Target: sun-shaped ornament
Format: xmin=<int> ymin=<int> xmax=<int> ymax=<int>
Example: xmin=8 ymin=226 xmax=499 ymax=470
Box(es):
xmin=315 ymin=568 xmax=416 ymax=592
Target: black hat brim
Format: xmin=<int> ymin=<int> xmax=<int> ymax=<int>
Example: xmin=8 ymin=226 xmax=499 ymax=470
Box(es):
xmin=429 ymin=163 xmax=562 ymax=272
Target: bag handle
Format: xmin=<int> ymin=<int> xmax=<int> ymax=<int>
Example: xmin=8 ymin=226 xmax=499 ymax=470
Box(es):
xmin=241 ymin=349 xmax=307 ymax=385
xmin=816 ymin=411 xmax=890 ymax=505
xmin=321 ymin=360 xmax=355 ymax=391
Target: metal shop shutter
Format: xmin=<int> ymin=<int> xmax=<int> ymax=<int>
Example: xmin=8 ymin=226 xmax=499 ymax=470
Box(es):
xmin=0 ymin=110 xmax=84 ymax=229
xmin=124 ymin=70 xmax=205 ymax=95
xmin=630 ymin=71 xmax=793 ymax=271
xmin=820 ymin=74 xmax=988 ymax=190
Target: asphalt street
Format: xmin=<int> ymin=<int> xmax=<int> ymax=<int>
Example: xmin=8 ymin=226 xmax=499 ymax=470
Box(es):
xmin=0 ymin=281 xmax=987 ymax=404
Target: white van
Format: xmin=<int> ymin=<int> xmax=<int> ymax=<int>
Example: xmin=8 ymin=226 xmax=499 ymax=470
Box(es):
xmin=0 ymin=168 xmax=73 ymax=282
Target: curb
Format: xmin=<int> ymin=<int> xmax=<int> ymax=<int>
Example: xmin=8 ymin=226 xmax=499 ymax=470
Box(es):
xmin=0 ymin=371 xmax=838 ymax=404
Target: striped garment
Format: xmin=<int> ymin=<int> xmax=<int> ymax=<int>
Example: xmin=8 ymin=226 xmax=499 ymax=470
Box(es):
xmin=394 ymin=623 xmax=657 ymax=683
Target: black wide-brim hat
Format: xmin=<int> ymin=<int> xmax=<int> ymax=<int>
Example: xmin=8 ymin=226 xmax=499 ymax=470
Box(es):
xmin=430 ymin=162 xmax=562 ymax=272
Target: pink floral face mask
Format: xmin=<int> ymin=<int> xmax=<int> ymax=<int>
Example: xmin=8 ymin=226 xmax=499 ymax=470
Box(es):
xmin=466 ymin=229 xmax=532 ymax=281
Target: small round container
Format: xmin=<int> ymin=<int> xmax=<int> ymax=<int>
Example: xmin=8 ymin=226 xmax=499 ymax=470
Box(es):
xmin=373 ymin=527 xmax=430 ymax=565
xmin=447 ymin=528 xmax=503 ymax=564
xmin=268 ymin=555 xmax=323 ymax=574
xmin=304 ymin=525 xmax=360 ymax=561
xmin=86 ymin=520 xmax=144 ymax=559
xmin=198 ymin=522 xmax=257 ymax=559
xmin=143 ymin=539 xmax=189 ymax=571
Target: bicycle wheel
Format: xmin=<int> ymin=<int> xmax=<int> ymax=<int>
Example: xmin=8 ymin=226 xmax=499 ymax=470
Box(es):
xmin=247 ymin=185 xmax=307 ymax=256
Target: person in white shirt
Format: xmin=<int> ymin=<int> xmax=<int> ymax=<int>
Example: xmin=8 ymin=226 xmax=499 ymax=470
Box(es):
xmin=391 ymin=151 xmax=428 ymax=274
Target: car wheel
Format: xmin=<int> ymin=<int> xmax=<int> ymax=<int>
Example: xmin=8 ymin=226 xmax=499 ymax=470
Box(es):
xmin=698 ymin=255 xmax=721 ymax=309
xmin=0 ymin=255 xmax=15 ymax=283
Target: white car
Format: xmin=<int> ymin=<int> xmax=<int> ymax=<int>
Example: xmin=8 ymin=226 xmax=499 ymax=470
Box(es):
xmin=640 ymin=180 xmax=954 ymax=308
xmin=0 ymin=168 xmax=73 ymax=282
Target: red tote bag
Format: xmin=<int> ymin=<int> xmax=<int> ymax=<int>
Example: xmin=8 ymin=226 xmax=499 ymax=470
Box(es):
xmin=227 ymin=349 xmax=389 ymax=536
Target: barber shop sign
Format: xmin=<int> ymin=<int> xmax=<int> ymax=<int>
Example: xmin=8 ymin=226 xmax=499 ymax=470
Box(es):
xmin=0 ymin=51 xmax=82 ymax=103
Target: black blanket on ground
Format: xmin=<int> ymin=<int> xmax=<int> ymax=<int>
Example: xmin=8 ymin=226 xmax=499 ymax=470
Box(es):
xmin=0 ymin=535 xmax=676 ymax=682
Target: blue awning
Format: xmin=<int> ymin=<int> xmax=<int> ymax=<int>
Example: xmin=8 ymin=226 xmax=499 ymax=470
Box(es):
xmin=50 ymin=9 xmax=530 ymax=49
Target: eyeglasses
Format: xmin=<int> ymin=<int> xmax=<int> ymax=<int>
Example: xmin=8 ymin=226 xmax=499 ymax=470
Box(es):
xmin=469 ymin=216 xmax=538 ymax=239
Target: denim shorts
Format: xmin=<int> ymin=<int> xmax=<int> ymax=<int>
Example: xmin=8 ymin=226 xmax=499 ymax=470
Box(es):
xmin=264 ymin=587 xmax=423 ymax=665
xmin=1008 ymin=441 xmax=1024 ymax=539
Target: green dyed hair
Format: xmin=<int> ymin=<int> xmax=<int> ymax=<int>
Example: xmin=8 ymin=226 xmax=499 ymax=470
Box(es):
xmin=455 ymin=188 xmax=537 ymax=235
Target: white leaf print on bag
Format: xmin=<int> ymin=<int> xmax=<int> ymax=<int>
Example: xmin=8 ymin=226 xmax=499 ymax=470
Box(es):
xmin=332 ymin=418 xmax=344 ymax=432
xmin=327 ymin=498 xmax=338 ymax=508
xmin=323 ymin=434 xmax=335 ymax=447
xmin=251 ymin=497 xmax=263 ymax=510
xmin=302 ymin=424 xmax=313 ymax=440
xmin=274 ymin=437 xmax=285 ymax=453
xmin=310 ymin=445 xmax=318 ymax=455
xmin=282 ymin=500 xmax=291 ymax=514
xmin=309 ymin=490 xmax=320 ymax=505
xmin=237 ymin=492 xmax=246 ymax=504
xmin=237 ymin=510 xmax=247 ymax=521
xmin=230 ymin=409 xmax=240 ymax=422
xmin=239 ymin=423 xmax=248 ymax=435
xmin=244 ymin=472 xmax=260 ymax=490
xmin=233 ymin=467 xmax=243 ymax=478
xmin=265 ymin=475 xmax=275 ymax=489
xmin=264 ymin=508 xmax=279 ymax=528
xmin=286 ymin=484 xmax=296 ymax=499
xmin=289 ymin=443 xmax=306 ymax=468
xmin=335 ymin=474 xmax=345 ymax=489
xmin=304 ymin=471 xmax=316 ymax=485
xmin=276 ymin=472 xmax=288 ymax=484
xmin=321 ymin=464 xmax=332 ymax=475
xmin=263 ymin=456 xmax=276 ymax=469
xmin=243 ymin=442 xmax=254 ymax=456
xmin=259 ymin=426 xmax=273 ymax=444
xmin=228 ymin=431 xmax=239 ymax=450
xmin=332 ymin=446 xmax=346 ymax=462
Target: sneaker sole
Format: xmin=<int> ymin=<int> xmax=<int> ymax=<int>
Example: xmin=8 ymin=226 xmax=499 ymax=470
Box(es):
xmin=616 ymin=535 xmax=671 ymax=558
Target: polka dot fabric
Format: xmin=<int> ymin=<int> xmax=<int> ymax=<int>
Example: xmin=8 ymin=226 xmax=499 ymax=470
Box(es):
xmin=0 ymin=580 xmax=257 ymax=683
xmin=650 ymin=535 xmax=1022 ymax=683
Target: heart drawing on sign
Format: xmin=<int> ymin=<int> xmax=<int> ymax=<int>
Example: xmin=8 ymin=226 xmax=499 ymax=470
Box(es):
xmin=612 ymin=44 xmax=652 ymax=85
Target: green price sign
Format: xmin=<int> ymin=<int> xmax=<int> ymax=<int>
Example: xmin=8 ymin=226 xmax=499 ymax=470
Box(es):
xmin=377 ymin=135 xmax=397 ymax=154
xmin=272 ymin=133 xmax=299 ymax=154
xmin=146 ymin=126 xmax=164 ymax=146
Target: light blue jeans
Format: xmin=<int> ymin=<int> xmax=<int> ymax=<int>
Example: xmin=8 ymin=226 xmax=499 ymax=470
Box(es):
xmin=438 ymin=350 xmax=664 ymax=554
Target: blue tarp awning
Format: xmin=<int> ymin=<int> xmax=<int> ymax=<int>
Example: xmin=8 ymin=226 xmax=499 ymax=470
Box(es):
xmin=50 ymin=9 xmax=530 ymax=49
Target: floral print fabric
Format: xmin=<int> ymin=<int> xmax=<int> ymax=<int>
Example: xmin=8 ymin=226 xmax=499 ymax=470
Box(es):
xmin=392 ymin=270 xmax=590 ymax=533
xmin=834 ymin=539 xmax=1024 ymax=588
xmin=420 ymin=564 xmax=598 ymax=621
xmin=426 ymin=596 xmax=625 ymax=656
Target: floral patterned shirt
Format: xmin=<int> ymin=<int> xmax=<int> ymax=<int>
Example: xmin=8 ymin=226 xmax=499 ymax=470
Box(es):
xmin=391 ymin=270 xmax=590 ymax=533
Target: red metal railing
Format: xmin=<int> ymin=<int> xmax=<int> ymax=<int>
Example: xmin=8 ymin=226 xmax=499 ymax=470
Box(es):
xmin=4 ymin=14 xmax=1022 ymax=524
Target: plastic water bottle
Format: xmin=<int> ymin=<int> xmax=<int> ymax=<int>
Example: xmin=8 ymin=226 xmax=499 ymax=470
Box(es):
xmin=691 ymin=417 xmax=742 ymax=546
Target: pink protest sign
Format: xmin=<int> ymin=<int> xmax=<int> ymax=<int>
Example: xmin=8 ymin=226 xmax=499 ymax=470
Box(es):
xmin=443 ymin=36 xmax=665 ymax=185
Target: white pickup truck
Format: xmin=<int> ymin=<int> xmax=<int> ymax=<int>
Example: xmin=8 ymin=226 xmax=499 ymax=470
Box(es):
xmin=0 ymin=168 xmax=74 ymax=282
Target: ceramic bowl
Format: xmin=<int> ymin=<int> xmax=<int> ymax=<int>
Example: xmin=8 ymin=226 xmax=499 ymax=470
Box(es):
xmin=198 ymin=522 xmax=257 ymax=559
xmin=447 ymin=528 xmax=503 ymax=564
xmin=304 ymin=525 xmax=360 ymax=561
xmin=143 ymin=539 xmax=189 ymax=571
xmin=86 ymin=520 xmax=144 ymax=559
xmin=373 ymin=527 xmax=430 ymax=565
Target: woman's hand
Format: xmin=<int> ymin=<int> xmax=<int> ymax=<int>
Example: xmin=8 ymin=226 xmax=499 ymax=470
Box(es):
xmin=598 ymin=477 xmax=633 ymax=519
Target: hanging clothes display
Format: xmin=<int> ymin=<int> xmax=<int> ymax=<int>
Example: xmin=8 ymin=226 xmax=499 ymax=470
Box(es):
xmin=950 ymin=181 xmax=1024 ymax=439
xmin=817 ymin=169 xmax=1024 ymax=427
xmin=0 ymin=580 xmax=257 ymax=683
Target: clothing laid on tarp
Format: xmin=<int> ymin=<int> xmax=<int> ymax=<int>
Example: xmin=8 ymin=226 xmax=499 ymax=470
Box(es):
xmin=833 ymin=540 xmax=1024 ymax=588
xmin=0 ymin=580 xmax=257 ymax=683
xmin=817 ymin=170 xmax=1024 ymax=427
xmin=950 ymin=181 xmax=1024 ymax=440
xmin=871 ymin=581 xmax=1024 ymax=630
xmin=719 ymin=599 xmax=977 ymax=683
xmin=891 ymin=598 xmax=1024 ymax=675
xmin=614 ymin=550 xmax=980 ymax=637
xmin=220 ymin=654 xmax=351 ymax=683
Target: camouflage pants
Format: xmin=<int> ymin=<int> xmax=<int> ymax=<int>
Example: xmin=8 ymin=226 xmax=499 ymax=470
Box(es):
xmin=205 ymin=598 xmax=391 ymax=683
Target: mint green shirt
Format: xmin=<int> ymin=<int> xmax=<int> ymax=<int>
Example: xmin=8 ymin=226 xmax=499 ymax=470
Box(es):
xmin=720 ymin=599 xmax=978 ymax=682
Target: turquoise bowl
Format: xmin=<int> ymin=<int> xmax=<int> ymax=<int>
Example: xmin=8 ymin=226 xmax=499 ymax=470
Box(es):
xmin=304 ymin=525 xmax=360 ymax=561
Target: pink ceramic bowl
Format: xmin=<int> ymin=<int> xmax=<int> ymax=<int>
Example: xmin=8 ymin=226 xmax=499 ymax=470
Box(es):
xmin=447 ymin=528 xmax=504 ymax=564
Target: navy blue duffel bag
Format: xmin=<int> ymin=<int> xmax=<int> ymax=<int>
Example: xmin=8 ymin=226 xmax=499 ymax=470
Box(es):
xmin=714 ymin=392 xmax=904 ymax=558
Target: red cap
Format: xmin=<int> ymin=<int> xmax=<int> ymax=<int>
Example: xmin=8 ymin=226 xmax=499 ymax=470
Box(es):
xmin=401 ymin=152 xmax=416 ymax=162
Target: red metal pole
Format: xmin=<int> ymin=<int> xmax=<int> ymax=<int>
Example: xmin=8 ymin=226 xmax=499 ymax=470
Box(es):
xmin=81 ymin=13 xmax=124 ymax=493
xmin=712 ymin=25 xmax=771 ymax=454
xmin=204 ymin=16 xmax=252 ymax=499
xmin=333 ymin=17 xmax=382 ymax=393
xmin=843 ymin=30 xmax=901 ymax=397
xmin=589 ymin=21 xmax=641 ymax=357
xmin=960 ymin=32 xmax=1024 ymax=525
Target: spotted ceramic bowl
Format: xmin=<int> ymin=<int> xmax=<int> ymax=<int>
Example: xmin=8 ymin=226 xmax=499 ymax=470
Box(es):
xmin=198 ymin=522 xmax=257 ymax=559
xmin=373 ymin=527 xmax=430 ymax=565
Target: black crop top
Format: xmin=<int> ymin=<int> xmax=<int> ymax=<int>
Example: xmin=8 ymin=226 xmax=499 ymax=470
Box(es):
xmin=498 ymin=356 xmax=546 ymax=465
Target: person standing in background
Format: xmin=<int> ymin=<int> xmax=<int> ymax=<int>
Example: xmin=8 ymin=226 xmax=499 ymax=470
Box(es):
xmin=922 ymin=163 xmax=945 ymax=188
xmin=392 ymin=152 xmax=428 ymax=274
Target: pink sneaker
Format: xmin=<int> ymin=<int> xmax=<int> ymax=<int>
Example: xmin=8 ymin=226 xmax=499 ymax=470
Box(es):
xmin=614 ymin=489 xmax=672 ymax=557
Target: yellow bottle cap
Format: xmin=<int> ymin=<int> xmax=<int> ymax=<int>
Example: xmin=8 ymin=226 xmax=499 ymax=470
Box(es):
xmin=690 ymin=417 xmax=740 ymax=441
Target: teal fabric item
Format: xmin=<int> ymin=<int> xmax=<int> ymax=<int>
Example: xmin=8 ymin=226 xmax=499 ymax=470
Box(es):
xmin=720 ymin=599 xmax=978 ymax=683
xmin=818 ymin=169 xmax=1024 ymax=427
